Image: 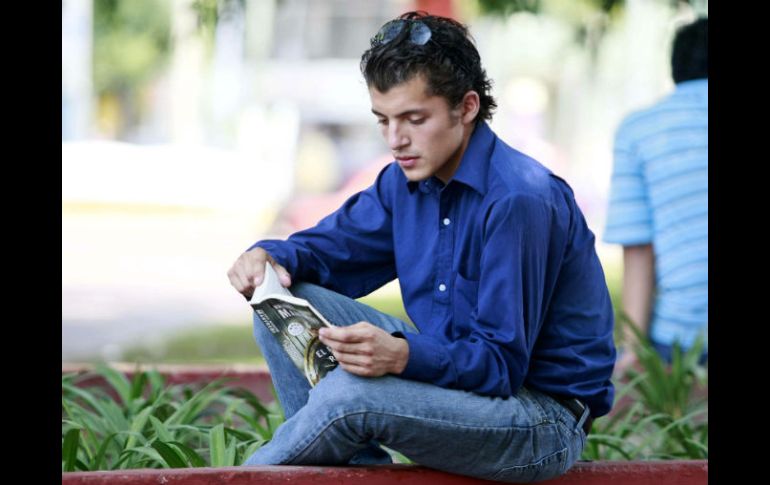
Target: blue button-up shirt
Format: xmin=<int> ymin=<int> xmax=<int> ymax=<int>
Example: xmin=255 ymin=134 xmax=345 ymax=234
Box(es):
xmin=252 ymin=121 xmax=616 ymax=417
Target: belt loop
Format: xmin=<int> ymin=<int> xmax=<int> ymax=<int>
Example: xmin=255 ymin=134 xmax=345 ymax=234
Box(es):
xmin=575 ymin=403 xmax=589 ymax=434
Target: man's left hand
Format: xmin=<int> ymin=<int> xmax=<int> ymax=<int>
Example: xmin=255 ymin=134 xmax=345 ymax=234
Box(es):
xmin=318 ymin=322 xmax=409 ymax=377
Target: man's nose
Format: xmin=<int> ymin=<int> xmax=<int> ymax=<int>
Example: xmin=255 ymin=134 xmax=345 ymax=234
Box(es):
xmin=387 ymin=123 xmax=408 ymax=150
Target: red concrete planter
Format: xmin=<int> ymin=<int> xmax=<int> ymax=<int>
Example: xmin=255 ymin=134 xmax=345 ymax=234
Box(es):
xmin=62 ymin=461 xmax=707 ymax=484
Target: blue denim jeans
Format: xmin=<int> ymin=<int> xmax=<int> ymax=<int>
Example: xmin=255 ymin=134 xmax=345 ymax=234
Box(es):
xmin=242 ymin=282 xmax=587 ymax=482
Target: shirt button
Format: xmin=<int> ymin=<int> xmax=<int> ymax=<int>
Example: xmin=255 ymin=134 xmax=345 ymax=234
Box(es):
xmin=443 ymin=218 xmax=451 ymax=226
xmin=439 ymin=283 xmax=447 ymax=292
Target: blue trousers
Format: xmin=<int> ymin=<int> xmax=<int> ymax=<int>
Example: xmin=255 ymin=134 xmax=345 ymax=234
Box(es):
xmin=242 ymin=282 xmax=586 ymax=483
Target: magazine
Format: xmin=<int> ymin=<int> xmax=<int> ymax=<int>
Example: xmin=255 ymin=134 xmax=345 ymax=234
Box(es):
xmin=249 ymin=264 xmax=339 ymax=386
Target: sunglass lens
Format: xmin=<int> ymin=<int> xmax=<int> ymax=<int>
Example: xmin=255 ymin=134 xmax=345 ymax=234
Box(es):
xmin=380 ymin=20 xmax=405 ymax=44
xmin=410 ymin=22 xmax=432 ymax=45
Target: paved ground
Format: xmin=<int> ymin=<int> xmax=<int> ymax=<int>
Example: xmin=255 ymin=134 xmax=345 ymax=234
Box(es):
xmin=62 ymin=205 xmax=270 ymax=361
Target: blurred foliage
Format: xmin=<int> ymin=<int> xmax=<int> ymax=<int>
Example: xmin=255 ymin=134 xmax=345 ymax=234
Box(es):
xmin=93 ymin=0 xmax=172 ymax=137
xmin=121 ymin=325 xmax=265 ymax=365
xmin=584 ymin=313 xmax=707 ymax=460
xmin=475 ymin=0 xmax=623 ymax=66
xmin=474 ymin=0 xmax=701 ymax=65
xmin=191 ymin=0 xmax=222 ymax=57
xmin=356 ymin=294 xmax=412 ymax=325
xmin=93 ymin=0 xmax=172 ymax=96
xmin=476 ymin=0 xmax=697 ymax=17
xmin=477 ymin=0 xmax=624 ymax=18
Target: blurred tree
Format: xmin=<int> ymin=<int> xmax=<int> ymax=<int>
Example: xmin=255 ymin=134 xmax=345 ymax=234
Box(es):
xmin=476 ymin=0 xmax=702 ymax=65
xmin=476 ymin=0 xmax=621 ymax=64
xmin=477 ymin=0 xmax=624 ymax=17
xmin=93 ymin=0 xmax=171 ymax=139
xmin=191 ymin=0 xmax=222 ymax=58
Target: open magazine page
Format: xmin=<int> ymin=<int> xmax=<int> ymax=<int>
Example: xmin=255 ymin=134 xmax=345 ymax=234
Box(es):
xmin=249 ymin=264 xmax=338 ymax=386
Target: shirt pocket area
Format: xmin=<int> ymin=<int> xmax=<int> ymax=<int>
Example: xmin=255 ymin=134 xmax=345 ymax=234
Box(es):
xmin=452 ymin=273 xmax=479 ymax=328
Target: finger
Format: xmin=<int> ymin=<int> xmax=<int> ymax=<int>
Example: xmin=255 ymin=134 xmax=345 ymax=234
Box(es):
xmin=228 ymin=262 xmax=254 ymax=296
xmin=320 ymin=324 xmax=373 ymax=343
xmin=323 ymin=340 xmax=372 ymax=355
xmin=332 ymin=352 xmax=373 ymax=367
xmin=252 ymin=263 xmax=267 ymax=287
xmin=232 ymin=272 xmax=252 ymax=296
xmin=320 ymin=337 xmax=373 ymax=355
xmin=338 ymin=362 xmax=375 ymax=377
xmin=272 ymin=263 xmax=293 ymax=288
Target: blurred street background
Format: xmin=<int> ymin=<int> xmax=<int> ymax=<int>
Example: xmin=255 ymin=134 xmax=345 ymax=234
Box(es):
xmin=62 ymin=0 xmax=708 ymax=363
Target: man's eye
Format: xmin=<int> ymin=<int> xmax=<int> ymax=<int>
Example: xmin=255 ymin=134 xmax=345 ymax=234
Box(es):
xmin=376 ymin=119 xmax=388 ymax=125
xmin=409 ymin=118 xmax=425 ymax=125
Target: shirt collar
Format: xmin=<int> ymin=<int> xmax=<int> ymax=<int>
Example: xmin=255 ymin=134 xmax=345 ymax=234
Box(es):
xmin=406 ymin=120 xmax=494 ymax=195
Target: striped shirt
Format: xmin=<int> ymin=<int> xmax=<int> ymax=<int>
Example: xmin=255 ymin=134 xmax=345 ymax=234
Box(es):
xmin=604 ymin=78 xmax=708 ymax=350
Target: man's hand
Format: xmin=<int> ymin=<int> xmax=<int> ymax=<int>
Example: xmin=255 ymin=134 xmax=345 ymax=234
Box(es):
xmin=227 ymin=247 xmax=292 ymax=298
xmin=318 ymin=322 xmax=409 ymax=377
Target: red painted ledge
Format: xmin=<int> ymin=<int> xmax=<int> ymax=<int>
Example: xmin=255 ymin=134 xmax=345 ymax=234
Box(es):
xmin=62 ymin=461 xmax=707 ymax=485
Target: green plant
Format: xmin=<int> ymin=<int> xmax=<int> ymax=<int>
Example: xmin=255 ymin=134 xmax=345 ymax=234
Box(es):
xmin=62 ymin=365 xmax=284 ymax=471
xmin=582 ymin=313 xmax=707 ymax=460
xmin=121 ymin=324 xmax=266 ymax=365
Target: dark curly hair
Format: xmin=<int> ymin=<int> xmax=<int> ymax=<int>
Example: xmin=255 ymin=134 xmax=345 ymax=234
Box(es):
xmin=360 ymin=11 xmax=497 ymax=123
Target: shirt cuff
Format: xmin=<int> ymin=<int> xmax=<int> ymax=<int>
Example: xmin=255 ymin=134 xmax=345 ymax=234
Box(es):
xmin=391 ymin=331 xmax=446 ymax=383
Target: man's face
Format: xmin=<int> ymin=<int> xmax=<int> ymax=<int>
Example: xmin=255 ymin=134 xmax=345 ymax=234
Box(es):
xmin=369 ymin=75 xmax=469 ymax=184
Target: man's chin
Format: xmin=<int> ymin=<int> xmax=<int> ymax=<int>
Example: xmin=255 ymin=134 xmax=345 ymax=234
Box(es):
xmin=399 ymin=167 xmax=430 ymax=182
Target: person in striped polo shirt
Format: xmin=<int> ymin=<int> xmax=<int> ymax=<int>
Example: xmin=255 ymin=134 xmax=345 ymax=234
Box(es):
xmin=604 ymin=17 xmax=708 ymax=375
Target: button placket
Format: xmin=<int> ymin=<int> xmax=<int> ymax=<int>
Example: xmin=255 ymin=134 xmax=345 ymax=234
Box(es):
xmin=435 ymin=189 xmax=453 ymax=310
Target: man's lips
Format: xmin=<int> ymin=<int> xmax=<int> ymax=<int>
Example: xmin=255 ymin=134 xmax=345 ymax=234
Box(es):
xmin=396 ymin=156 xmax=418 ymax=168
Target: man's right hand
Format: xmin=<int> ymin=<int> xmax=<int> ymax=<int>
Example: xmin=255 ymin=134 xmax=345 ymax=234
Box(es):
xmin=227 ymin=247 xmax=293 ymax=298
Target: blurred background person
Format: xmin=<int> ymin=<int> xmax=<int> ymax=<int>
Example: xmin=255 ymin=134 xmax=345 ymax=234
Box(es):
xmin=603 ymin=17 xmax=707 ymax=375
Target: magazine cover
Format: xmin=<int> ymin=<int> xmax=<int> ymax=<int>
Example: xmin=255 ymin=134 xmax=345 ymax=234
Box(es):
xmin=249 ymin=264 xmax=339 ymax=386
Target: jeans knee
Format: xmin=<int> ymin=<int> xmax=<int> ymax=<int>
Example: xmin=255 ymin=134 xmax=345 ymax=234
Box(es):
xmin=306 ymin=369 xmax=388 ymax=443
xmin=289 ymin=281 xmax=329 ymax=301
xmin=310 ymin=368 xmax=386 ymax=410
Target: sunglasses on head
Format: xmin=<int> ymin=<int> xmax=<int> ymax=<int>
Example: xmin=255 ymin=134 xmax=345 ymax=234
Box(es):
xmin=370 ymin=19 xmax=432 ymax=47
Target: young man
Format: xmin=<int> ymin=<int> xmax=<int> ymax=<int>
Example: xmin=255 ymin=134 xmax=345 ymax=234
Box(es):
xmin=229 ymin=12 xmax=615 ymax=482
xmin=604 ymin=18 xmax=708 ymax=375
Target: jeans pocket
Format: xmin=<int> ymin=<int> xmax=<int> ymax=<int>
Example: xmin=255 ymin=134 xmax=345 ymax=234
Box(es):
xmin=491 ymin=447 xmax=568 ymax=483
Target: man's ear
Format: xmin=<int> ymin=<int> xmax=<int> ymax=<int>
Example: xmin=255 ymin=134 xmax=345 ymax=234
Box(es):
xmin=460 ymin=90 xmax=480 ymax=124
